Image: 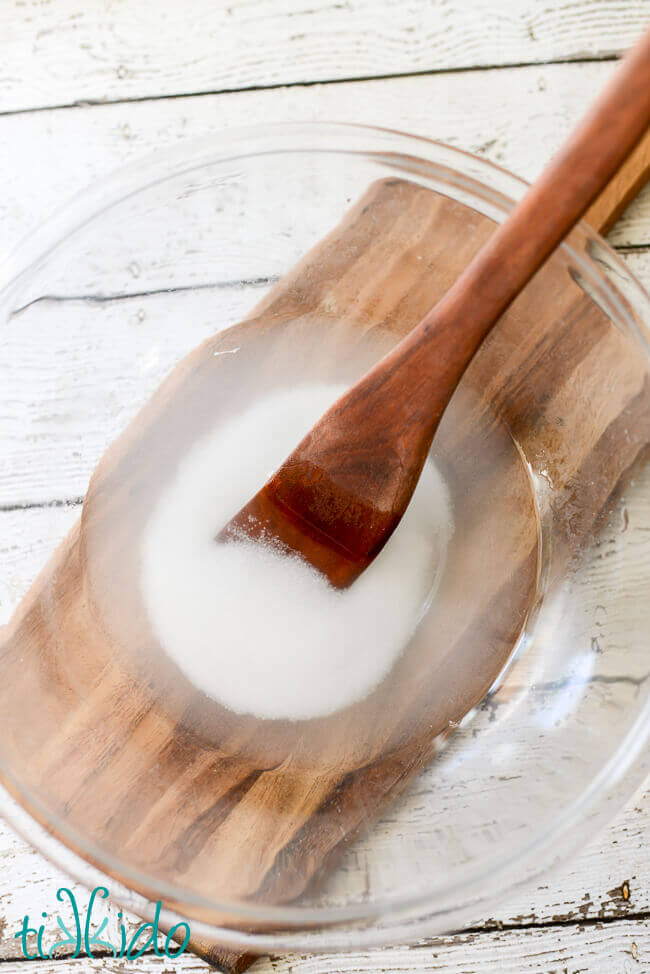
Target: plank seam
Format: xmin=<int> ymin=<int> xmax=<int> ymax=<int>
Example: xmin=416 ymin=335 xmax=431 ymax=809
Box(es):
xmin=458 ymin=908 xmax=650 ymax=937
xmin=0 ymin=498 xmax=84 ymax=514
xmin=5 ymin=245 xmax=648 ymax=318
xmin=8 ymin=277 xmax=278 ymax=317
xmin=0 ymin=54 xmax=620 ymax=121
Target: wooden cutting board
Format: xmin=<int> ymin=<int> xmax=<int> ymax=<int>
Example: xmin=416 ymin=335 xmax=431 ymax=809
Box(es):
xmin=0 ymin=144 xmax=649 ymax=973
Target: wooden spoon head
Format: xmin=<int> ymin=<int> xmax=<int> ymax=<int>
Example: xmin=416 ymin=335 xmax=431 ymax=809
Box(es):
xmin=218 ymin=382 xmax=433 ymax=588
xmin=219 ymin=464 xmax=401 ymax=589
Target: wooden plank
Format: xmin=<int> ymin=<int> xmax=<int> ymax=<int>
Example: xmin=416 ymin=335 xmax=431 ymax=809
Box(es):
xmin=0 ymin=791 xmax=646 ymax=963
xmin=193 ymin=920 xmax=650 ymax=973
xmin=0 ymin=826 xmax=145 ymax=962
xmin=0 ymin=505 xmax=79 ymax=625
xmin=1 ymin=0 xmax=648 ymax=114
xmin=0 ymin=917 xmax=648 ymax=971
xmin=211 ymin=920 xmax=650 ymax=973
xmin=0 ymin=286 xmax=271 ymax=508
xmin=1 ymin=247 xmax=647 ymax=510
xmin=1 ymin=60 xmax=650 ymax=282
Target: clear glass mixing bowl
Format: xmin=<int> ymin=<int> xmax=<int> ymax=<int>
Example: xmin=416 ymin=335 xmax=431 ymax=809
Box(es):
xmin=0 ymin=123 xmax=648 ymax=953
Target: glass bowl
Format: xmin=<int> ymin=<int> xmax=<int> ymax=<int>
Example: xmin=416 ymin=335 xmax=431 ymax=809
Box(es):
xmin=0 ymin=123 xmax=648 ymax=954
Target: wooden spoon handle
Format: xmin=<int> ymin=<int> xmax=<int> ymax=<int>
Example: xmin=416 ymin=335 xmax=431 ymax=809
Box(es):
xmin=585 ymin=125 xmax=650 ymax=234
xmin=378 ymin=26 xmax=650 ymax=439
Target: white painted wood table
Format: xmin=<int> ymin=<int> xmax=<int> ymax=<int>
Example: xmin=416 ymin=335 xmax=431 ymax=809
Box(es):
xmin=1 ymin=2 xmax=649 ymax=971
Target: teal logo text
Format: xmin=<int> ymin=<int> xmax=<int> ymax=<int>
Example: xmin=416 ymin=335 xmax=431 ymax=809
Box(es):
xmin=14 ymin=886 xmax=190 ymax=961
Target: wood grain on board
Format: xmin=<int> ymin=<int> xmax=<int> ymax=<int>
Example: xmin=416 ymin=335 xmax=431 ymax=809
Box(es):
xmin=0 ymin=169 xmax=648 ymax=974
xmin=2 ymin=515 xmax=649 ymax=959
xmin=2 ymin=506 xmax=650 ymax=957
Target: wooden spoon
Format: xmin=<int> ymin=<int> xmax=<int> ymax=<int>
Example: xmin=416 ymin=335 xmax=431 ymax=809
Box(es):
xmin=220 ymin=26 xmax=650 ymax=589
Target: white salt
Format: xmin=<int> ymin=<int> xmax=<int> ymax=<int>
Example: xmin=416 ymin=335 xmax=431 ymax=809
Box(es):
xmin=141 ymin=384 xmax=453 ymax=721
